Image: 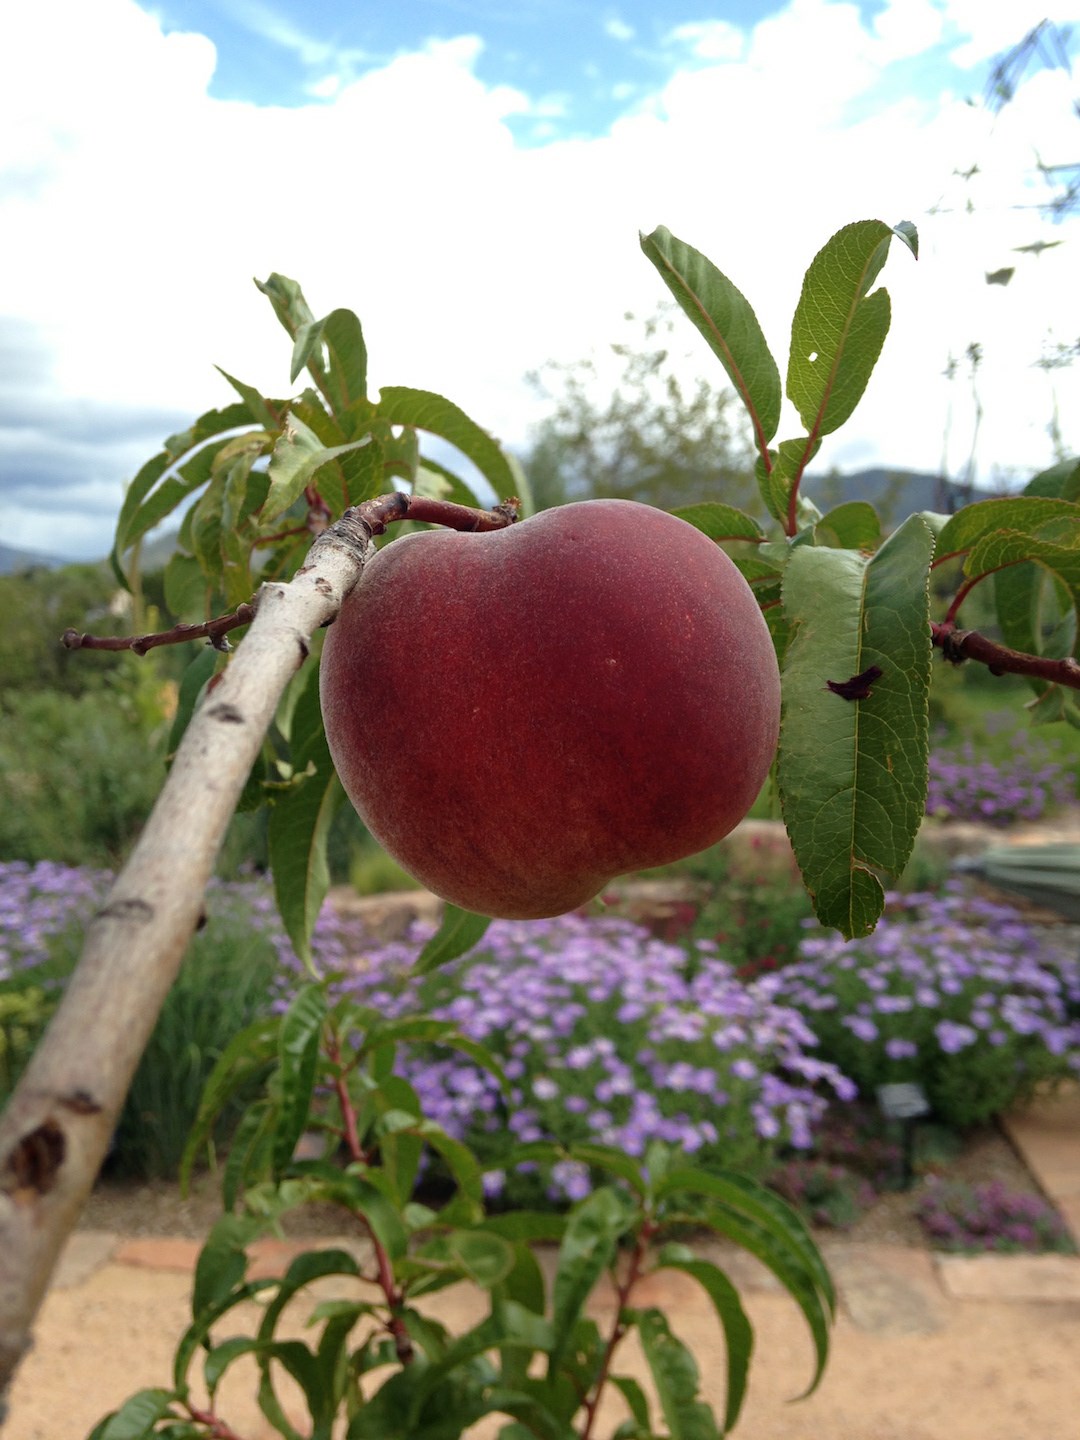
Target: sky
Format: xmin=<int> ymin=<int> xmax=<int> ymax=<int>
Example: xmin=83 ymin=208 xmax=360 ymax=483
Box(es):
xmin=2 ymin=1 xmax=1079 ymax=561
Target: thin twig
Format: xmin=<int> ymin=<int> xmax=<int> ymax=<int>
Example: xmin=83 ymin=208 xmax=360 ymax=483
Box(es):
xmin=58 ymin=494 xmax=522 ymax=655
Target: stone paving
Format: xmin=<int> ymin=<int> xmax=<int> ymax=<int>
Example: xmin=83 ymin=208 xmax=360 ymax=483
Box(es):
xmin=7 ymin=1087 xmax=1080 ymax=1439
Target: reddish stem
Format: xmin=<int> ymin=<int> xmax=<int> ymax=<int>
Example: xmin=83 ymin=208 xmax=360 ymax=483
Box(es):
xmin=324 ymin=1028 xmax=414 ymax=1365
xmin=185 ymin=1404 xmax=249 ymax=1439
xmin=932 ymin=621 xmax=1080 ymax=690
xmin=580 ymin=1225 xmax=654 ymax=1440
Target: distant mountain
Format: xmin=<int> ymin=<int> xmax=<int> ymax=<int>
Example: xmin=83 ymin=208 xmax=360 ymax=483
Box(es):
xmin=0 ymin=542 xmax=70 ymax=575
xmin=801 ymin=468 xmax=978 ymax=524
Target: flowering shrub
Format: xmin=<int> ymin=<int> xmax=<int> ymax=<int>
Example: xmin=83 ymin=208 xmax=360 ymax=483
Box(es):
xmin=926 ymin=730 xmax=1076 ymax=825
xmin=278 ymin=911 xmax=854 ymax=1204
xmin=768 ymin=1158 xmax=877 ymax=1230
xmin=0 ymin=858 xmax=112 ymax=985
xmin=761 ymin=887 xmax=1080 ymax=1129
xmin=916 ymin=1177 xmax=1077 ymax=1254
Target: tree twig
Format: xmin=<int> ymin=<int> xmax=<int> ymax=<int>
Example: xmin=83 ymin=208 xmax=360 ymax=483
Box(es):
xmin=931 ymin=620 xmax=1080 ymax=690
xmin=0 ymin=494 xmax=517 ymax=1411
xmin=57 ymin=494 xmax=521 ymax=656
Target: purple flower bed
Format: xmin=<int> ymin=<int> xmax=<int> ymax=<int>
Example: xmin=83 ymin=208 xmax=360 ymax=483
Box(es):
xmin=762 ymin=886 xmax=1080 ymax=1128
xmin=916 ymin=1176 xmax=1077 ymax=1254
xmin=0 ymin=859 xmax=112 ymax=984
xmin=926 ymin=732 xmax=1076 ymax=825
xmin=275 ymin=911 xmax=854 ymax=1203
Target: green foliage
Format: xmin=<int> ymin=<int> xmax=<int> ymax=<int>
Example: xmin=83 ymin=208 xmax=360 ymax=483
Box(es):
xmin=98 ymin=219 xmax=1079 ymax=951
xmin=0 ymin=685 xmax=168 ymax=868
xmin=95 ymin=981 xmax=832 ymax=1440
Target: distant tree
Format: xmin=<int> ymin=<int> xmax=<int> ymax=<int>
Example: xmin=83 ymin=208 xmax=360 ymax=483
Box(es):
xmin=522 ymin=308 xmax=761 ymax=516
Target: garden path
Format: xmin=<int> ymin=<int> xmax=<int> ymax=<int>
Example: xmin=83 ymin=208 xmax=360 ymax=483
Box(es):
xmin=5 ymin=1087 xmax=1079 ymax=1440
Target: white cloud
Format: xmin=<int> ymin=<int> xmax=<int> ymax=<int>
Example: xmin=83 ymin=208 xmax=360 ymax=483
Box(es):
xmin=665 ymin=19 xmax=745 ymax=63
xmin=604 ymin=16 xmax=634 ymax=44
xmin=1 ymin=0 xmax=1077 ymax=560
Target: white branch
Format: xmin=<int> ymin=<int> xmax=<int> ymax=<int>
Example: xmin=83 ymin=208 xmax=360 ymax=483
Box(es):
xmin=0 ymin=513 xmax=376 ymax=1404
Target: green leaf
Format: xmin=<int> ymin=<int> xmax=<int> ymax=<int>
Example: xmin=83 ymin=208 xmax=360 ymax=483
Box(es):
xmin=162 ymin=551 xmax=208 ymax=621
xmin=610 ymin=1374 xmax=651 ymax=1431
xmin=778 ymin=514 xmax=934 ymax=936
xmin=270 ymin=662 xmax=343 ymax=966
xmin=549 ymin=1187 xmax=630 ymax=1374
xmin=815 ymin=501 xmax=882 ymax=552
xmin=376 ymin=386 xmax=520 ymax=501
xmin=166 ymin=647 xmax=220 ymax=758
xmin=936 ymin=496 xmax=1080 ymax=561
xmin=483 ymin=1210 xmax=568 ymax=1245
xmin=179 ymin=1014 xmax=279 ymax=1191
xmin=273 ymin=984 xmax=327 ymax=1174
xmin=415 ymin=1229 xmax=517 ymax=1289
xmin=654 ymin=1170 xmax=832 ymax=1398
xmin=221 ymin=1100 xmax=276 ymax=1209
xmin=256 ymin=272 xmax=316 ymax=342
xmin=1024 ymin=456 xmax=1080 ymax=501
xmin=640 ymin=226 xmax=781 ymax=455
xmin=413 ymin=905 xmax=491 ymax=975
xmin=291 ymin=307 xmax=368 ymax=410
xmin=566 ymin=1142 xmax=646 ymax=1195
xmin=670 ymin=502 xmax=764 ymax=543
xmin=636 ymin=1309 xmax=720 ymax=1440
xmin=787 ymin=220 xmax=916 ymax=440
xmin=656 ymin=1248 xmax=753 ymax=1433
xmin=93 ymin=1390 xmax=180 ymax=1439
xmin=192 ymin=1214 xmax=261 ymax=1317
xmin=263 ymin=412 xmax=375 ymax=522
xmin=215 ymin=368 xmax=287 ymax=431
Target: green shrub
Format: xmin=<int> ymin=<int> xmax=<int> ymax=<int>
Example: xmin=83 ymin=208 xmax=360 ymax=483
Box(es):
xmin=0 ymin=687 xmax=167 ymax=868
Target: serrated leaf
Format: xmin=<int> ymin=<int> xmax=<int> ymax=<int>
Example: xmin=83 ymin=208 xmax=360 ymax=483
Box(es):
xmin=263 ymin=412 xmax=375 ymax=522
xmin=376 ymin=385 xmax=519 ymax=500
xmin=272 ymin=984 xmax=327 ymax=1174
xmin=787 ymin=220 xmax=915 ymax=440
xmin=566 ymin=1142 xmax=646 ymax=1195
xmin=656 ymin=1249 xmax=753 ymax=1432
xmin=93 ymin=1389 xmax=180 ymax=1440
xmin=549 ymin=1187 xmax=630 ymax=1374
xmin=414 ymin=905 xmax=490 ymax=975
xmin=936 ymin=495 xmax=1080 ymax=561
xmin=670 ymin=502 xmax=764 ymax=542
xmin=256 ymin=272 xmax=316 ymax=341
xmin=778 ymin=514 xmax=934 ymax=937
xmin=163 ymin=551 xmax=207 ymax=620
xmin=637 ymin=1309 xmax=720 ymax=1440
xmin=215 ymin=368 xmax=287 ymax=430
xmin=271 ymin=661 xmax=343 ymax=965
xmin=640 ymin=226 xmax=782 ymax=454
xmin=311 ymin=308 xmax=371 ymax=411
xmin=815 ymin=501 xmax=882 ymax=551
xmin=179 ymin=1015 xmax=279 ymax=1191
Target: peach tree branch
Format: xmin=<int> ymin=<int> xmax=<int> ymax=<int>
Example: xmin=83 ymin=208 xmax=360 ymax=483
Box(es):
xmin=931 ymin=620 xmax=1080 ymax=690
xmin=0 ymin=494 xmax=517 ymax=1408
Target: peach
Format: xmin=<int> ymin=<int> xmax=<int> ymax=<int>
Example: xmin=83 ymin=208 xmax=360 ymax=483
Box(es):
xmin=320 ymin=499 xmax=780 ymax=919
